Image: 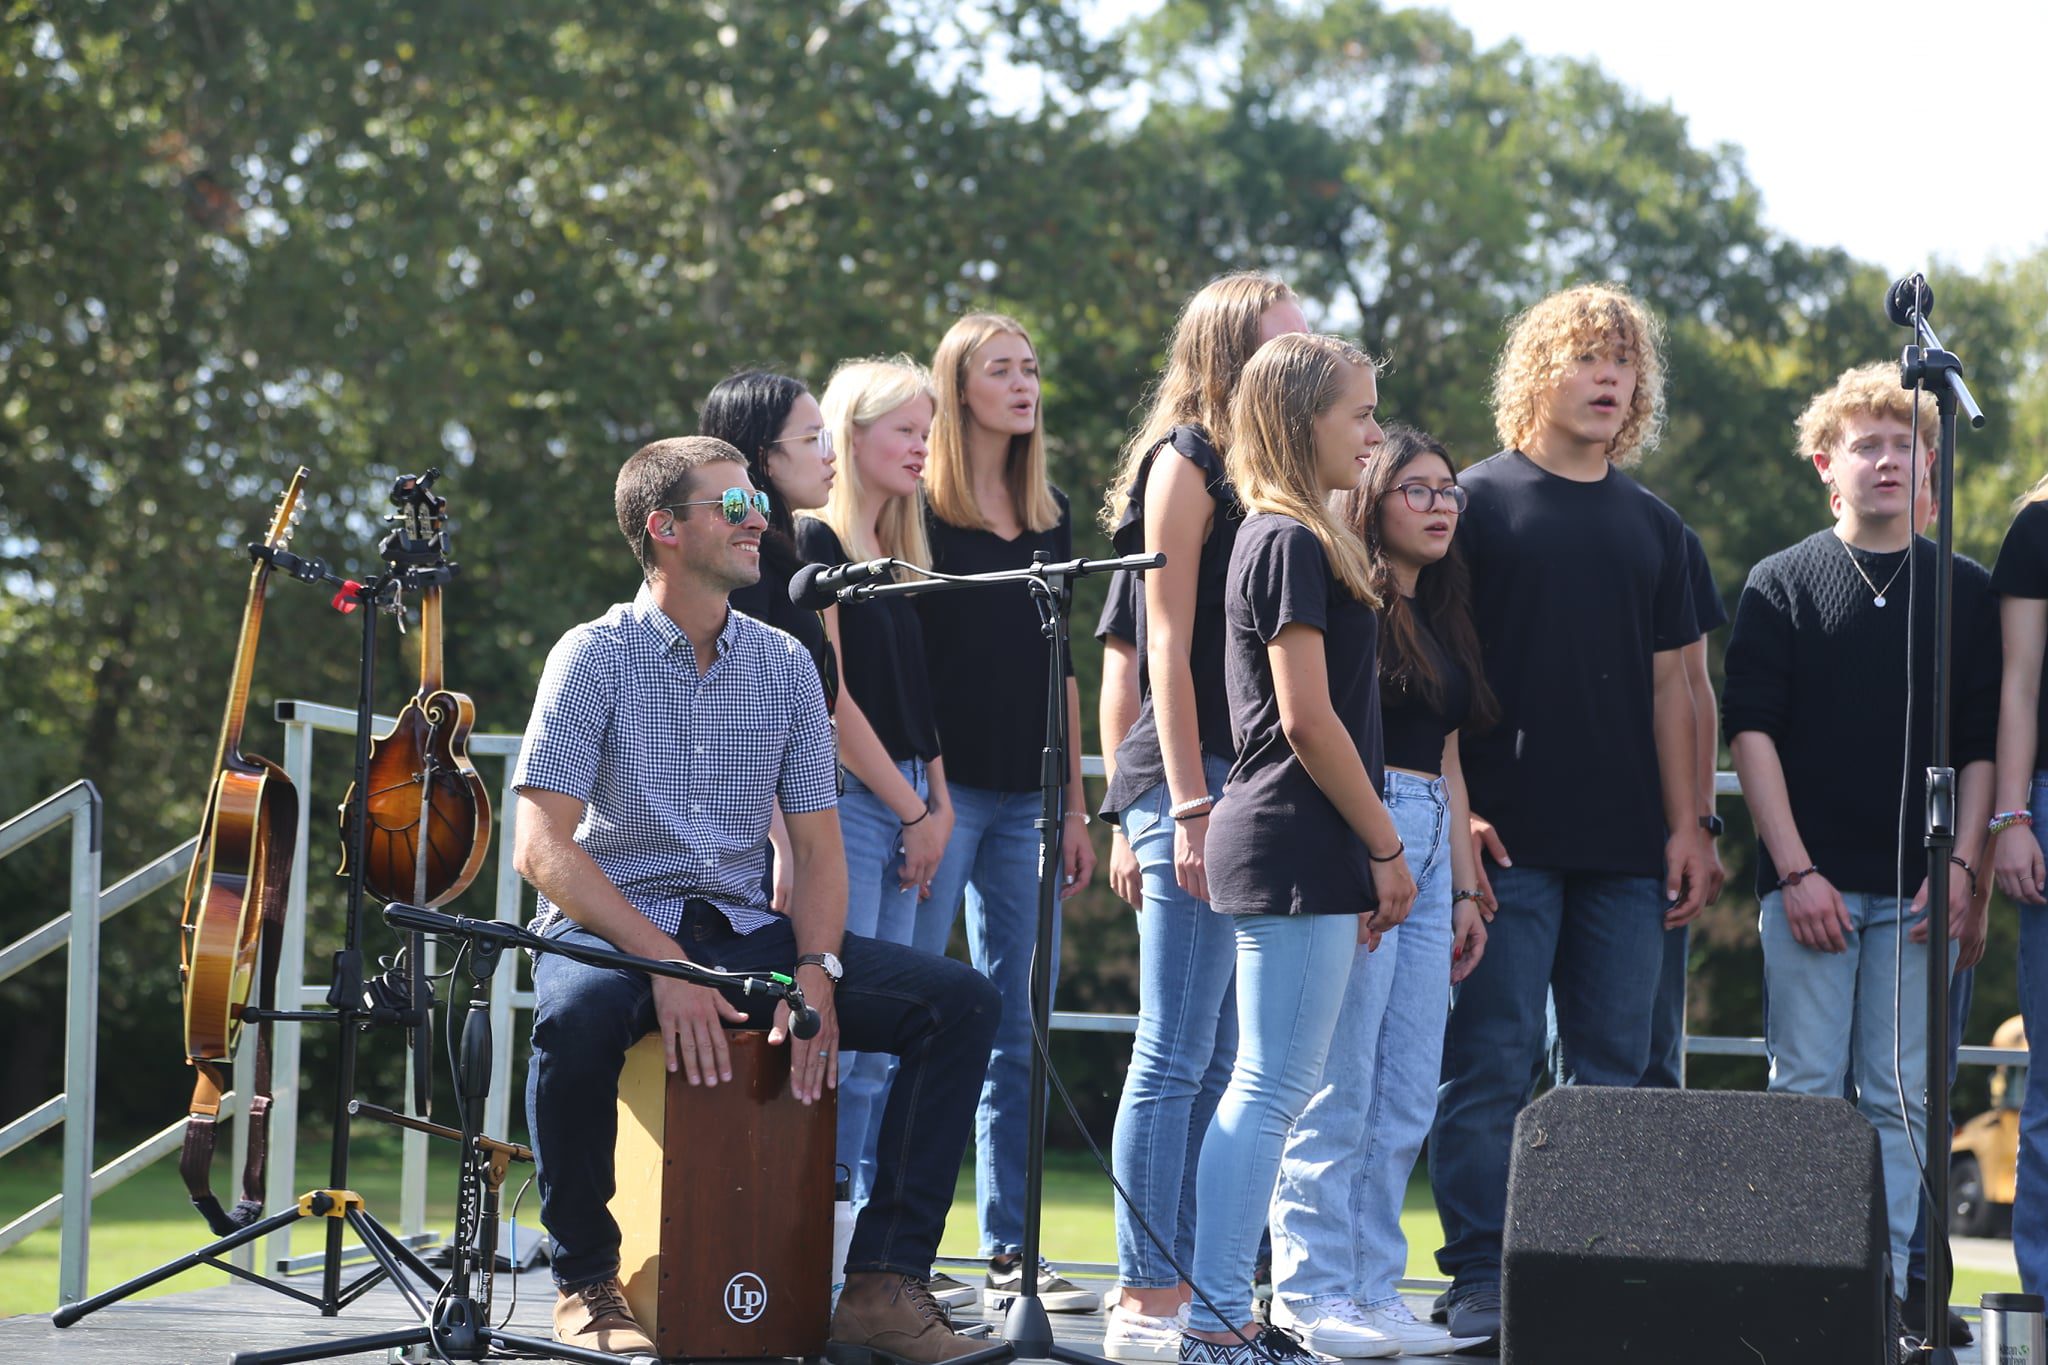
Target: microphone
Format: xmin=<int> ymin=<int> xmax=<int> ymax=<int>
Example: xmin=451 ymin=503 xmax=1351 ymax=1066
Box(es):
xmin=789 ymin=557 xmax=894 ymax=610
xmin=1886 ymin=273 xmax=1933 ymax=327
xmin=788 ymin=1001 xmax=822 ymax=1040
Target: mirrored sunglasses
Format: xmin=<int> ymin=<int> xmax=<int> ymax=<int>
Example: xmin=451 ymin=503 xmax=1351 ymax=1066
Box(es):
xmin=663 ymin=487 xmax=773 ymax=526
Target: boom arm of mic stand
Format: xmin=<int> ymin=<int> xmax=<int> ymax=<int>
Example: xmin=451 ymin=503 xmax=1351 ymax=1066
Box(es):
xmin=380 ymin=903 xmax=809 ymax=1008
xmin=1907 ymin=314 xmax=1987 ymax=430
xmin=841 ymin=551 xmax=1167 ymax=603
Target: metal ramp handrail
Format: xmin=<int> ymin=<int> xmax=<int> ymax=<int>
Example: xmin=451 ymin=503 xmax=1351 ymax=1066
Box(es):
xmin=0 ymin=781 xmax=103 ymax=1303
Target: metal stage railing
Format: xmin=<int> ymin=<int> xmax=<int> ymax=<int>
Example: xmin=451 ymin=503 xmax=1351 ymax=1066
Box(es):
xmin=0 ymin=706 xmax=2030 ymax=1303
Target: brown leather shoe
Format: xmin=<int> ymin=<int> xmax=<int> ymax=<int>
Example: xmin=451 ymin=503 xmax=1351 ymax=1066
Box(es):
xmin=829 ymin=1271 xmax=986 ymax=1364
xmin=554 ymin=1276 xmax=655 ymax=1356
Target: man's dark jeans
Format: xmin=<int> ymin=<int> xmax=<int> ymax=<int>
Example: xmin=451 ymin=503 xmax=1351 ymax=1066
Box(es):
xmin=527 ymin=903 xmax=1000 ymax=1290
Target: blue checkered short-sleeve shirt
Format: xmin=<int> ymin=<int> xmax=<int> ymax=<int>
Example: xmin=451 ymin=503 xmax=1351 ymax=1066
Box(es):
xmin=514 ymin=584 xmax=838 ymax=939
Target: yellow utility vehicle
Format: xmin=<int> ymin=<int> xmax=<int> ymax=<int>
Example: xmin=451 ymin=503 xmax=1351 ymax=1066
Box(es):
xmin=1951 ymin=1015 xmax=2028 ymax=1237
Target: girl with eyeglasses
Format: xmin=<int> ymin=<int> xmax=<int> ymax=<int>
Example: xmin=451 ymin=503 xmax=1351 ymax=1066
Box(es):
xmin=1093 ymin=272 xmax=1306 ymax=1358
xmin=1266 ymin=425 xmax=1496 ymax=1359
xmin=795 ymin=357 xmax=955 ymax=1210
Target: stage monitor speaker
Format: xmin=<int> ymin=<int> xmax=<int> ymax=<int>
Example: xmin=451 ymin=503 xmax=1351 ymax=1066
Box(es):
xmin=1501 ymin=1087 xmax=1894 ymax=1364
xmin=612 ymin=1029 xmax=835 ymax=1359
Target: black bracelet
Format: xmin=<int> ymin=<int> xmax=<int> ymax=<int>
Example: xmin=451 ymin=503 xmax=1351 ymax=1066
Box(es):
xmin=1172 ymin=809 xmax=1210 ymax=823
xmin=1774 ymin=864 xmax=1819 ymax=891
xmin=1369 ymin=839 xmax=1406 ymax=864
xmin=901 ymin=800 xmax=932 ymax=828
xmin=1951 ymin=854 xmax=1978 ymax=898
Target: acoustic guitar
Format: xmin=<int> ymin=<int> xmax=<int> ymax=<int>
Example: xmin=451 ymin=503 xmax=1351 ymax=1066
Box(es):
xmin=177 ymin=468 xmax=306 ymax=1234
xmin=180 ymin=468 xmax=307 ymax=1065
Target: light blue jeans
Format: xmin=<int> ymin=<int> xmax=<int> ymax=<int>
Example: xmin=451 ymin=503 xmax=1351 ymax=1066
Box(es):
xmin=2016 ymin=773 xmax=2048 ymax=1295
xmin=837 ymin=759 xmax=926 ymax=1205
xmin=1111 ymin=758 xmax=1238 ymax=1289
xmin=913 ymin=782 xmax=1054 ymax=1257
xmin=1760 ymin=885 xmax=1951 ymax=1286
xmin=1272 ymin=771 xmax=1456 ymax=1311
xmin=1186 ymin=911 xmax=1357 ymax=1334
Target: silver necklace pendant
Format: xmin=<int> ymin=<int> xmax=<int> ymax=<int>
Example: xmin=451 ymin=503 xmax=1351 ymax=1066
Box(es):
xmin=1874 ymin=594 xmax=1887 ymax=608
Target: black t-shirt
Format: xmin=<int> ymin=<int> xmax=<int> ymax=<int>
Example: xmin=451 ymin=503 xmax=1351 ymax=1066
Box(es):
xmin=1684 ymin=525 xmax=1729 ymax=636
xmin=1097 ymin=567 xmax=1141 ymax=648
xmin=1380 ymin=598 xmax=1471 ymax=777
xmin=794 ymin=518 xmax=941 ymax=763
xmin=1723 ymin=530 xmax=2000 ymax=899
xmin=1457 ymin=450 xmax=1698 ymax=877
xmin=1207 ymin=513 xmax=1384 ymax=917
xmin=1994 ymin=499 xmax=2048 ymax=770
xmin=729 ymin=534 xmax=836 ymax=711
xmin=917 ymin=488 xmax=1077 ymax=793
xmin=1103 ymin=426 xmax=1242 ymax=818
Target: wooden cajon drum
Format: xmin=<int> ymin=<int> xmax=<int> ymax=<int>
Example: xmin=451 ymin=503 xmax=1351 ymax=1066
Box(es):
xmin=611 ymin=1029 xmax=836 ymax=1359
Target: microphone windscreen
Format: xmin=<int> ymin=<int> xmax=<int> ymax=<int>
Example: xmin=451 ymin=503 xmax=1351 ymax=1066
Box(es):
xmin=788 ymin=562 xmax=828 ymax=609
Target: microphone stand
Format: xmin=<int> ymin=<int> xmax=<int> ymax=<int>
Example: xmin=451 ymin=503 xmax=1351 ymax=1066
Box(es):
xmin=837 ymin=549 xmax=1163 ymax=1365
xmin=1889 ymin=272 xmax=1988 ymax=1365
xmin=224 ymin=904 xmax=824 ymax=1365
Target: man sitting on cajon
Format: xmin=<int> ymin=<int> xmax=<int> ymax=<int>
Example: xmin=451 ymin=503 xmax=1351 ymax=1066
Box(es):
xmin=513 ymin=435 xmax=1001 ymax=1363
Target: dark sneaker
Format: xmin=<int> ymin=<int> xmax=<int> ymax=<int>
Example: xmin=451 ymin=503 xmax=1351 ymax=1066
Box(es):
xmin=553 ymin=1276 xmax=655 ymax=1356
xmin=1901 ymin=1279 xmax=1974 ymax=1345
xmin=1441 ymin=1282 xmax=1500 ymax=1356
xmin=983 ymin=1256 xmax=1098 ymax=1312
xmin=926 ymin=1271 xmax=977 ymax=1310
xmin=829 ymin=1272 xmax=986 ymax=1364
xmin=1179 ymin=1324 xmax=1340 ymax=1365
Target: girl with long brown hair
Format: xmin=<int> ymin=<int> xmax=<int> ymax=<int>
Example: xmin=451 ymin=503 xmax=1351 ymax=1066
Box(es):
xmin=1095 ymin=272 xmax=1307 ymax=1358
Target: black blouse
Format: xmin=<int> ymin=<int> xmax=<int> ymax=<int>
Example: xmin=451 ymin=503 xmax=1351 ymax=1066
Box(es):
xmin=1101 ymin=426 xmax=1242 ymax=820
xmin=1379 ymin=597 xmax=1470 ymax=777
xmin=729 ymin=534 xmax=836 ymax=712
xmin=916 ymin=489 xmax=1077 ymax=793
xmin=1206 ymin=513 xmax=1384 ymax=917
xmin=794 ymin=518 xmax=941 ymax=763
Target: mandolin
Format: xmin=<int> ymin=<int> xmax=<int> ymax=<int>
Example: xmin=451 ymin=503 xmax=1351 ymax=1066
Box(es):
xmin=181 ymin=468 xmax=307 ymax=1066
xmin=341 ymin=474 xmax=491 ymax=909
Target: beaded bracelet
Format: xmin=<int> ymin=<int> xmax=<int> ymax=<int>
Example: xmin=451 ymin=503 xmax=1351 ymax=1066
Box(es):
xmin=1368 ymin=839 xmax=1407 ymax=864
xmin=1990 ymin=810 xmax=2036 ymax=834
xmin=1451 ymin=889 xmax=1486 ymax=906
xmin=1951 ymin=854 xmax=1979 ymax=898
xmin=1774 ymin=864 xmax=1820 ymax=891
xmin=1169 ymin=794 xmax=1216 ymax=819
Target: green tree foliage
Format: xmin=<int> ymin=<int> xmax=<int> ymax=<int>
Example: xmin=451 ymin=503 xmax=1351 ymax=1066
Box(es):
xmin=2 ymin=0 xmax=2042 ymax=1142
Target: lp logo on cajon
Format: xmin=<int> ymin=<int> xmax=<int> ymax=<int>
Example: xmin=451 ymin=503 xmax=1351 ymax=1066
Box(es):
xmin=724 ymin=1272 xmax=768 ymax=1324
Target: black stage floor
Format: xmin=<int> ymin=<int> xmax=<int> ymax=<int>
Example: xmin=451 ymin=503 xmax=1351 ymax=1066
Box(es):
xmin=0 ymin=1267 xmax=1988 ymax=1363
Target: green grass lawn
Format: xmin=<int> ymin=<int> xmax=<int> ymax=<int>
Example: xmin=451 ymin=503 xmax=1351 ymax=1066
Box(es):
xmin=3 ymin=1143 xmax=2021 ymax=1320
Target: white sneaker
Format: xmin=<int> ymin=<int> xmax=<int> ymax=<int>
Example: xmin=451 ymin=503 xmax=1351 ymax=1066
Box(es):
xmin=1350 ymin=1299 xmax=1488 ymax=1357
xmin=1267 ymin=1298 xmax=1398 ymax=1359
xmin=1104 ymin=1303 xmax=1186 ymax=1362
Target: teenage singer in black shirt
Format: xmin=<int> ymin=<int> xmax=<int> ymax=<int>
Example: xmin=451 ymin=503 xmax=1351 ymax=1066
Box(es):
xmin=1427 ymin=285 xmax=1708 ymax=1349
xmin=910 ymin=313 xmax=1099 ymax=1312
xmin=1182 ymin=333 xmax=1414 ymax=1365
xmin=1723 ymin=361 xmax=1996 ymax=1305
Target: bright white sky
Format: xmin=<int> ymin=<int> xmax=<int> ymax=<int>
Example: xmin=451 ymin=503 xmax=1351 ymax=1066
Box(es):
xmin=1076 ymin=0 xmax=2048 ymax=275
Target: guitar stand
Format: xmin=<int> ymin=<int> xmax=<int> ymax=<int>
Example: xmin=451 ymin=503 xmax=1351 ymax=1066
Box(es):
xmin=52 ymin=472 xmax=475 ymax=1350
xmin=224 ymin=935 xmax=640 ymax=1365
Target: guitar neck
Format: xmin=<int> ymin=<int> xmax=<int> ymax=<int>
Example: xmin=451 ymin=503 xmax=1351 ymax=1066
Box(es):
xmin=417 ymin=587 xmax=445 ymax=697
xmin=211 ymin=554 xmax=273 ymax=773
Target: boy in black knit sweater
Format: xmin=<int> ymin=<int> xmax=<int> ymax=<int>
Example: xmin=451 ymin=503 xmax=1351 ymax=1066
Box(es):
xmin=1722 ymin=361 xmax=1998 ymax=1302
